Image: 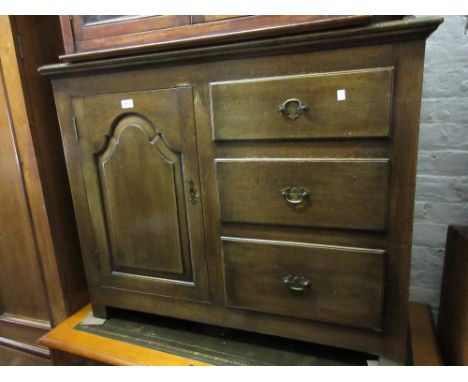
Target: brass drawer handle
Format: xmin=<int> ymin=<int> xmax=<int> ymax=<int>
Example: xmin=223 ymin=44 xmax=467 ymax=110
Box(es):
xmin=277 ymin=98 xmax=309 ymax=120
xmin=280 ymin=187 xmax=310 ymax=205
xmin=282 ymin=275 xmax=311 ymax=292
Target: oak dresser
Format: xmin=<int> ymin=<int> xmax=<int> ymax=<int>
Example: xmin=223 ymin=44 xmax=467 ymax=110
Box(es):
xmin=40 ymin=16 xmax=443 ymax=364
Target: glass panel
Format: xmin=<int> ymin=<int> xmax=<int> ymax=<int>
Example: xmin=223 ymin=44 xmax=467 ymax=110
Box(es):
xmin=81 ymin=15 xmax=146 ymax=26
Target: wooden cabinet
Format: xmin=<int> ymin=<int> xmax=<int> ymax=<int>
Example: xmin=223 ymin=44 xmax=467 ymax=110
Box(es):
xmin=59 ymin=15 xmax=372 ymax=61
xmin=0 ymin=16 xmax=88 ymax=365
xmin=41 ymin=16 xmax=442 ymax=364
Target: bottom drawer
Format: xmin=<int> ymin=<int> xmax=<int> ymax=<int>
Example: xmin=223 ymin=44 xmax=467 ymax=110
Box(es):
xmin=222 ymin=237 xmax=385 ymax=331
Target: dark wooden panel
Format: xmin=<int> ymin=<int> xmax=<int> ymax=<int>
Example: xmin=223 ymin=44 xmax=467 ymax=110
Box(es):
xmin=37 ymin=18 xmax=441 ymax=73
xmin=0 ymin=314 xmax=50 ymax=352
xmin=97 ymin=117 xmax=186 ymax=277
xmin=0 ymin=343 xmax=50 ymax=366
xmin=12 ymin=16 xmax=89 ymax=316
xmin=216 ymin=158 xmax=390 ymax=231
xmin=437 ymin=226 xmax=468 ymax=365
xmin=72 ymin=87 xmax=210 ymax=303
xmin=216 ymin=139 xmax=388 ymax=160
xmin=62 ymin=16 xmax=371 ymax=61
xmin=72 ymin=89 xmax=190 ymax=153
xmin=223 ymin=237 xmax=385 ymax=330
xmin=222 ymin=223 xmax=386 ymax=250
xmin=0 ymin=60 xmax=50 ymax=321
xmin=0 ymin=15 xmax=90 ymax=365
xmin=211 ymin=68 xmax=393 ymax=141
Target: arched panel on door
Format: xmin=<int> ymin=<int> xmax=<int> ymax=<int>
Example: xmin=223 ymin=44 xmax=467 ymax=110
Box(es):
xmin=97 ymin=115 xmax=193 ymax=281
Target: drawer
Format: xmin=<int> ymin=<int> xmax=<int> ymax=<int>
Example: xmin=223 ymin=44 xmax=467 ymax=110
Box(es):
xmin=210 ymin=68 xmax=393 ymax=141
xmin=223 ymin=237 xmax=385 ymax=330
xmin=215 ymin=158 xmax=390 ymax=231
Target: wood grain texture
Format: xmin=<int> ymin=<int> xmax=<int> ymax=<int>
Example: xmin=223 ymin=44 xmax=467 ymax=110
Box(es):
xmin=40 ymin=17 xmax=442 ymax=69
xmin=72 ymin=87 xmax=210 ymax=305
xmin=409 ymin=303 xmax=443 ymax=366
xmin=379 ymin=39 xmax=427 ymax=364
xmin=13 ymin=16 xmax=88 ymax=316
xmin=0 ymin=16 xmax=87 ymax=365
xmin=211 ymin=68 xmax=393 ymax=141
xmin=0 ymin=343 xmax=51 ymax=366
xmin=437 ymin=226 xmax=468 ymax=365
xmin=39 ymin=304 xmax=209 ymax=365
xmin=98 ymin=118 xmax=186 ymax=276
xmin=42 ymin=17 xmax=442 ymax=364
xmin=216 ymin=158 xmax=390 ymax=231
xmin=0 ymin=314 xmax=50 ymax=357
xmin=60 ymin=15 xmax=370 ymax=61
xmin=223 ymin=237 xmax=385 ymax=330
xmin=59 ymin=16 xmax=75 ymax=55
xmin=0 ymin=65 xmax=50 ymax=321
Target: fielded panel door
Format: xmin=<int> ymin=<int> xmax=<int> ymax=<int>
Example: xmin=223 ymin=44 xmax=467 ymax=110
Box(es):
xmin=72 ymin=86 xmax=210 ymax=302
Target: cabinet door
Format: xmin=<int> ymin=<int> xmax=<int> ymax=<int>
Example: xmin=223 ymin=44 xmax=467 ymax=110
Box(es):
xmin=72 ymin=86 xmax=210 ymax=301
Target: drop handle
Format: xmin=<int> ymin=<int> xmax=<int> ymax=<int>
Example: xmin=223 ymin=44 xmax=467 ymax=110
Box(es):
xmin=280 ymin=187 xmax=310 ymax=205
xmin=277 ymin=98 xmax=309 ymax=120
xmin=282 ymin=275 xmax=311 ymax=292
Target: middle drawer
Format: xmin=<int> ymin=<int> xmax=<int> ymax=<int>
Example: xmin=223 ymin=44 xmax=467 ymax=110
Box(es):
xmin=215 ymin=158 xmax=390 ymax=231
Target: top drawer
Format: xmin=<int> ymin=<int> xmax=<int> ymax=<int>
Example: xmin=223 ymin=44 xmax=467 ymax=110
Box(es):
xmin=210 ymin=68 xmax=393 ymax=141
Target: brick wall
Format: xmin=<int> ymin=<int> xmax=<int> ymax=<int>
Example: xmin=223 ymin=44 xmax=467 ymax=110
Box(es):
xmin=410 ymin=16 xmax=468 ymax=314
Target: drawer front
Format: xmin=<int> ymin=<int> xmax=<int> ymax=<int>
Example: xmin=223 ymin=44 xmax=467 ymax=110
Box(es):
xmin=223 ymin=237 xmax=385 ymax=330
xmin=216 ymin=159 xmax=390 ymax=231
xmin=210 ymin=68 xmax=393 ymax=141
